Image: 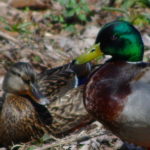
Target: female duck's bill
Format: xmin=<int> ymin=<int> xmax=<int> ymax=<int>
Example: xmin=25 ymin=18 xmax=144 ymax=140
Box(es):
xmin=3 ymin=62 xmax=49 ymax=106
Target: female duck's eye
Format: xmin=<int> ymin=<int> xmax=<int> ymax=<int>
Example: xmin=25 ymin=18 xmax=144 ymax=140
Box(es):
xmin=111 ymin=35 xmax=118 ymax=41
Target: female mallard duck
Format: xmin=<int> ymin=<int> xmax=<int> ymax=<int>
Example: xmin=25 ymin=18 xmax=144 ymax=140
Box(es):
xmin=38 ymin=61 xmax=92 ymax=102
xmin=37 ymin=61 xmax=94 ymax=136
xmin=0 ymin=61 xmax=94 ymax=146
xmin=0 ymin=62 xmax=52 ymax=146
xmin=76 ymin=20 xmax=150 ymax=149
xmin=45 ymin=85 xmax=94 ymax=136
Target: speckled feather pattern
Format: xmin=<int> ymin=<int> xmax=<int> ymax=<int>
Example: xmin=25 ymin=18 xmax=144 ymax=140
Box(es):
xmin=46 ymin=86 xmax=93 ymax=136
xmin=0 ymin=62 xmax=95 ymax=146
xmin=37 ymin=62 xmax=92 ymax=102
xmin=38 ymin=70 xmax=76 ymax=102
xmin=0 ymin=93 xmax=50 ymax=146
xmin=37 ymin=63 xmax=95 ymax=136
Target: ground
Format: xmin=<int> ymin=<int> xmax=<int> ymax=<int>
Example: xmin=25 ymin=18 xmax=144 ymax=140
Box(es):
xmin=0 ymin=0 xmax=150 ymax=149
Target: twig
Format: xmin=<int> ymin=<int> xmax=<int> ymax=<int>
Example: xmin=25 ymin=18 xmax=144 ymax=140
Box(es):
xmin=0 ymin=31 xmax=20 ymax=45
xmin=101 ymin=7 xmax=129 ymax=16
xmin=33 ymin=131 xmax=104 ymax=150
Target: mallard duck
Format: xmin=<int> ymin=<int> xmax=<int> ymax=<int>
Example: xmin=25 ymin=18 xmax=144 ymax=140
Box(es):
xmin=45 ymin=85 xmax=94 ymax=136
xmin=75 ymin=20 xmax=150 ymax=149
xmin=0 ymin=61 xmax=94 ymax=146
xmin=38 ymin=61 xmax=92 ymax=102
xmin=0 ymin=62 xmax=52 ymax=146
xmin=37 ymin=61 xmax=94 ymax=136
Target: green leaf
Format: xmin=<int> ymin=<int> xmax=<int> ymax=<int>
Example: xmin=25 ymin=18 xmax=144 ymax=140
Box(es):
xmin=65 ymin=24 xmax=76 ymax=32
xmin=78 ymin=14 xmax=87 ymax=21
xmin=121 ymin=0 xmax=136 ymax=9
xmin=64 ymin=9 xmax=75 ymax=17
xmin=4 ymin=25 xmax=12 ymax=31
xmin=0 ymin=16 xmax=9 ymax=24
xmin=33 ymin=56 xmax=42 ymax=63
xmin=40 ymin=134 xmax=51 ymax=142
xmin=18 ymin=22 xmax=32 ymax=29
xmin=82 ymin=5 xmax=90 ymax=12
xmin=75 ymin=7 xmax=82 ymax=15
xmin=27 ymin=146 xmax=37 ymax=150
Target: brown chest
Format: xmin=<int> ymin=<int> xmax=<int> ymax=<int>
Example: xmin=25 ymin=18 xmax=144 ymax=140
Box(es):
xmin=84 ymin=61 xmax=138 ymax=123
xmin=0 ymin=94 xmax=48 ymax=146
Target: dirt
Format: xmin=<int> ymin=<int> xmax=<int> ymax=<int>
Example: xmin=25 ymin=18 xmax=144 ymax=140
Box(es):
xmin=0 ymin=0 xmax=149 ymax=149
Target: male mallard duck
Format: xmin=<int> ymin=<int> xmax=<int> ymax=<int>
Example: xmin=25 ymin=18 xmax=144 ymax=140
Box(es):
xmin=76 ymin=20 xmax=150 ymax=149
xmin=0 ymin=61 xmax=94 ymax=146
xmin=0 ymin=62 xmax=52 ymax=146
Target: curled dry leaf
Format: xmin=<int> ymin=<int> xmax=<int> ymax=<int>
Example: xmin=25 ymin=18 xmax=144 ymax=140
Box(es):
xmin=8 ymin=0 xmax=52 ymax=9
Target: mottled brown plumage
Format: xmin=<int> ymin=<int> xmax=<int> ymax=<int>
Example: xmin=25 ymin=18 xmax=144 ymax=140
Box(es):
xmin=46 ymin=85 xmax=93 ymax=136
xmin=38 ymin=61 xmax=95 ymax=136
xmin=38 ymin=61 xmax=92 ymax=101
xmin=0 ymin=62 xmax=52 ymax=146
xmin=0 ymin=61 xmax=95 ymax=146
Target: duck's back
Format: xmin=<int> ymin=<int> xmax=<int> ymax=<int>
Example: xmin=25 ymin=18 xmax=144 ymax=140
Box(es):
xmin=47 ymin=86 xmax=93 ymax=136
xmin=38 ymin=65 xmax=76 ymax=102
xmin=37 ymin=63 xmax=96 ymax=136
xmin=37 ymin=62 xmax=92 ymax=102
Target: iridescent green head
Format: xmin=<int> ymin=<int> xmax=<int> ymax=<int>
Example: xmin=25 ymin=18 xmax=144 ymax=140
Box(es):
xmin=76 ymin=21 xmax=144 ymax=64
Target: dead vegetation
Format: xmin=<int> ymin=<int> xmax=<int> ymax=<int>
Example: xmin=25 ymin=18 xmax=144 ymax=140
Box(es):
xmin=0 ymin=0 xmax=150 ymax=149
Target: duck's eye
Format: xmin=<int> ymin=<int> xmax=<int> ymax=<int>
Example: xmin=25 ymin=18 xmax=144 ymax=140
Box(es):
xmin=111 ymin=35 xmax=118 ymax=41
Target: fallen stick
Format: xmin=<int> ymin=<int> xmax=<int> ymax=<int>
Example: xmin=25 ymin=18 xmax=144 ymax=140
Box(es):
xmin=0 ymin=31 xmax=20 ymax=45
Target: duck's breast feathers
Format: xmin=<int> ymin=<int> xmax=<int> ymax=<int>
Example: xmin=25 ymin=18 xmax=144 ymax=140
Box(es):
xmin=84 ymin=61 xmax=150 ymax=122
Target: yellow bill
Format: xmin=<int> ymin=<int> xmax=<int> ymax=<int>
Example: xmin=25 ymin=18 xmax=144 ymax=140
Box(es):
xmin=75 ymin=43 xmax=104 ymax=65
